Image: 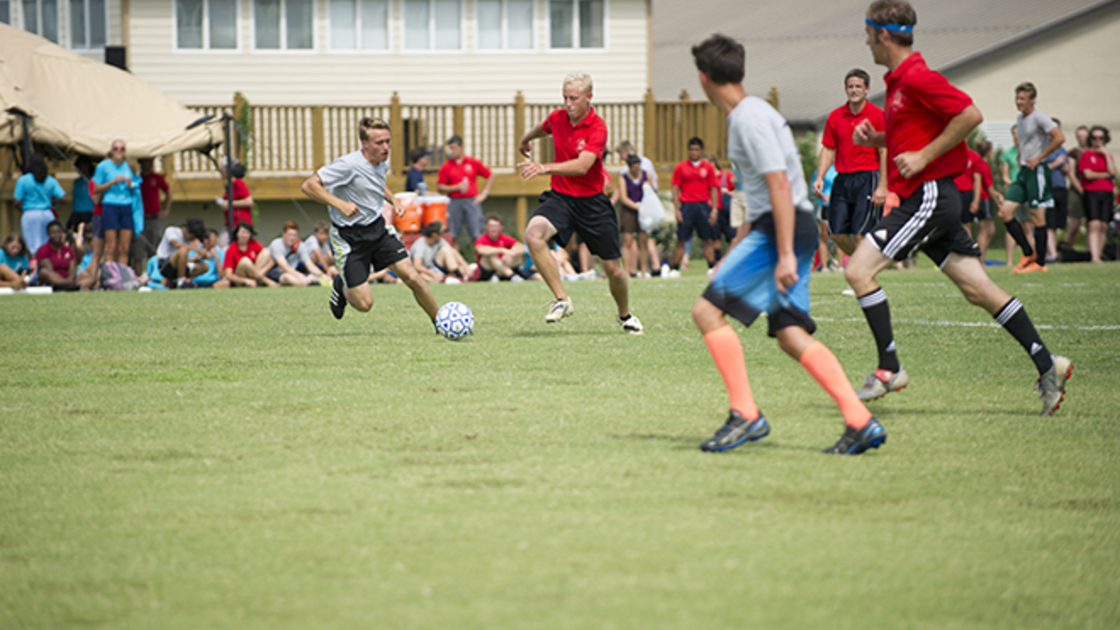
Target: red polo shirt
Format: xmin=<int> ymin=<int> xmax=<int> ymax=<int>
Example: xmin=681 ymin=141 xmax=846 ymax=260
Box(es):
xmin=223 ymin=179 xmax=252 ymax=225
xmin=541 ymin=107 xmax=608 ymax=197
xmin=953 ymin=149 xmax=979 ymax=192
xmin=1079 ymin=151 xmax=1115 ymax=193
xmin=223 ymin=239 xmax=263 ymax=270
xmin=34 ymin=241 xmax=76 ymax=275
xmin=822 ymin=101 xmax=884 ymax=173
xmin=671 ymin=159 xmax=719 ymax=204
xmin=140 ymin=172 xmax=169 ymax=217
xmin=883 ymin=52 xmax=973 ymax=199
xmin=437 ymin=156 xmax=492 ymax=199
xmin=474 ymin=232 xmax=519 ymax=259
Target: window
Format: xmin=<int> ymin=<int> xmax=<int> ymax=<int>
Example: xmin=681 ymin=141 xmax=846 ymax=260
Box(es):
xmin=403 ymin=0 xmax=461 ymax=51
xmin=176 ymin=0 xmax=237 ymax=50
xmin=22 ymin=0 xmax=59 ymax=43
xmin=476 ymin=0 xmax=532 ymax=51
xmin=549 ymin=0 xmax=603 ymax=49
xmin=69 ymin=0 xmax=106 ymax=49
xmin=255 ymin=0 xmax=313 ymax=50
xmin=1 ymin=0 xmax=11 ymax=25
xmin=329 ymin=0 xmax=388 ymax=50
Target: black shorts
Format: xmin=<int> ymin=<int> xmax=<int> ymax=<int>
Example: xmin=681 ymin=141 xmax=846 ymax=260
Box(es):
xmin=331 ymin=220 xmax=409 ymax=289
xmin=265 ymin=266 xmax=284 ymax=283
xmin=677 ymin=202 xmax=718 ymax=242
xmin=829 ymin=170 xmax=881 ymax=236
xmin=716 ymin=208 xmax=736 ymax=242
xmin=973 ymin=198 xmax=993 ymax=221
xmin=1083 ymin=191 xmax=1114 ymax=223
xmin=159 ymin=259 xmax=178 ymax=281
xmin=67 ymin=211 xmax=93 ymax=231
xmin=870 ymin=177 xmax=980 ymax=266
xmin=957 ymin=190 xmax=975 ymax=224
xmin=1047 ymin=187 xmax=1069 ymax=230
xmin=533 ymin=190 xmax=621 ymax=260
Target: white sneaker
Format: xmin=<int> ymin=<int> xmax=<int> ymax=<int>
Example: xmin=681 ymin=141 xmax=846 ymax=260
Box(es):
xmin=489 ymin=274 xmax=500 ymax=283
xmin=841 ymin=287 xmax=856 ymax=296
xmin=564 ymin=273 xmax=581 ymax=282
xmin=618 ymin=313 xmax=644 ymax=335
xmin=668 ymin=269 xmax=682 ymax=279
xmin=444 ymin=277 xmax=462 ymax=285
xmin=510 ymin=274 xmax=524 ymax=283
xmin=545 ymin=297 xmax=574 ymax=323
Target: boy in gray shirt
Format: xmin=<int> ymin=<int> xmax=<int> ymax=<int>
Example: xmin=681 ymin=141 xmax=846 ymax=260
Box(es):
xmin=301 ymin=117 xmax=440 ymax=325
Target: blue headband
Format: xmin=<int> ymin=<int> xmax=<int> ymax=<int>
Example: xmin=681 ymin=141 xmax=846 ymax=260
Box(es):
xmin=865 ymin=18 xmax=913 ymax=33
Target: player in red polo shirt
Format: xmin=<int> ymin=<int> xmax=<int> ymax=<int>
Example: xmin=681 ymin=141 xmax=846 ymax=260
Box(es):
xmin=437 ymin=135 xmax=493 ymax=248
xmin=813 ymin=68 xmax=887 ymax=257
xmin=844 ymin=0 xmax=1070 ymax=415
xmin=517 ymin=72 xmax=642 ymax=334
xmin=669 ymin=137 xmax=720 ymax=274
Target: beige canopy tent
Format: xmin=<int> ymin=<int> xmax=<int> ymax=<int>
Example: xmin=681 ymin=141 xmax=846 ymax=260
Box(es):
xmin=0 ymin=23 xmax=221 ymax=159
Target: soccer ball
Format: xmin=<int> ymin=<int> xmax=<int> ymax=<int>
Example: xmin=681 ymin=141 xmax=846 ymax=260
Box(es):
xmin=435 ymin=301 xmax=474 ymax=340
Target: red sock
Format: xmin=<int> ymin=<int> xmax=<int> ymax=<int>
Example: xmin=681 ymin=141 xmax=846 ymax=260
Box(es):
xmin=799 ymin=341 xmax=871 ymax=429
xmin=703 ymin=325 xmax=759 ymax=420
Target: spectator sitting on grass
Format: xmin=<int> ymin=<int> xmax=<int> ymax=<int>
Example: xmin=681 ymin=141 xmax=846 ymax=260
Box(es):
xmin=266 ymin=220 xmax=317 ymax=286
xmin=474 ymin=214 xmax=532 ymax=281
xmin=300 ymin=221 xmax=335 ymax=282
xmin=33 ymin=221 xmax=78 ymax=290
xmin=194 ymin=229 xmax=229 ymax=288
xmin=0 ymin=233 xmax=31 ymax=289
xmin=160 ymin=219 xmax=211 ymax=288
xmin=223 ymin=221 xmax=277 ymax=287
xmin=411 ymin=221 xmax=471 ymax=284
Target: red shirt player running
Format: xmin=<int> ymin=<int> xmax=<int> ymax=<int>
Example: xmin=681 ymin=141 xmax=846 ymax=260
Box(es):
xmin=813 ymin=69 xmax=888 ymax=255
xmin=842 ymin=0 xmax=1070 ymax=416
xmin=517 ymin=72 xmax=642 ymax=334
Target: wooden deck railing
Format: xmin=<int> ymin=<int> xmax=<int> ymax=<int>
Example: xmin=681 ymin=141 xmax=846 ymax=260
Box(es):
xmin=171 ymin=90 xmax=730 ymax=178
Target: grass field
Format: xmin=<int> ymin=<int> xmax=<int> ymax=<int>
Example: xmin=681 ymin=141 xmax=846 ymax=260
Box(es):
xmin=2 ymin=261 xmax=1119 ymax=629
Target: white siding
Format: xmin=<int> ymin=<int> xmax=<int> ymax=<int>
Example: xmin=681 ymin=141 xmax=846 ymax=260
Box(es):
xmin=127 ymin=0 xmax=649 ymax=105
xmin=951 ymin=10 xmax=1120 ymax=148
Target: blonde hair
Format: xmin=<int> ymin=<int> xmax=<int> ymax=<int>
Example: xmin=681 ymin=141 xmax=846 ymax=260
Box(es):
xmin=563 ymin=72 xmax=593 ymax=95
xmin=359 ymin=117 xmax=390 ymax=142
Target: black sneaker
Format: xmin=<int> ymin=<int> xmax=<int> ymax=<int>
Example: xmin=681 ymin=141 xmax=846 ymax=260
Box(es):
xmin=700 ymin=410 xmax=770 ymax=452
xmin=822 ymin=418 xmax=886 ymax=455
xmin=329 ymin=275 xmax=347 ymax=320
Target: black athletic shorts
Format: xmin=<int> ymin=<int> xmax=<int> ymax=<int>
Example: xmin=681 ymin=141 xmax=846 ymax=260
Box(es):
xmin=869 ymin=177 xmax=980 ymax=267
xmin=1047 ymin=187 xmax=1069 ymax=230
xmin=829 ymin=170 xmax=881 ymax=236
xmin=677 ymin=202 xmax=718 ymax=242
xmin=533 ymin=190 xmax=621 ymax=260
xmin=716 ymin=208 xmax=736 ymax=242
xmin=957 ymin=190 xmax=975 ymax=224
xmin=67 ymin=212 xmax=93 ymax=231
xmin=1083 ymin=190 xmax=1114 ymax=223
xmin=331 ymin=219 xmax=409 ymax=289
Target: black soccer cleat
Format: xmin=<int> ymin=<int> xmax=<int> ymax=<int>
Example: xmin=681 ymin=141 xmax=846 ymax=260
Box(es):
xmin=700 ymin=410 xmax=770 ymax=452
xmin=329 ymin=274 xmax=347 ymax=320
xmin=822 ymin=418 xmax=887 ymax=455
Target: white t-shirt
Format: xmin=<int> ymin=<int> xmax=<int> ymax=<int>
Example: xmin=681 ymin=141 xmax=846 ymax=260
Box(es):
xmin=268 ymin=237 xmax=302 ymax=269
xmin=410 ymin=237 xmax=447 ymax=269
xmin=316 ymin=150 xmax=389 ymax=228
xmin=1017 ymin=108 xmax=1057 ymax=165
xmin=726 ymin=96 xmax=813 ymax=223
xmin=156 ymin=226 xmax=185 ymax=261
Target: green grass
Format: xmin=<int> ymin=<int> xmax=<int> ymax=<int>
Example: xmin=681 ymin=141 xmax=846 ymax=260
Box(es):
xmin=2 ymin=262 xmax=1119 ymax=629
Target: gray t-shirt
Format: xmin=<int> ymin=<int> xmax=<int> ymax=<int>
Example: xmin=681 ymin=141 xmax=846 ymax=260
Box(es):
xmin=409 ymin=237 xmax=447 ymax=269
xmin=1017 ymin=108 xmax=1057 ymax=165
xmin=726 ymin=96 xmax=813 ymax=223
xmin=268 ymin=237 xmax=302 ymax=268
xmin=316 ymin=150 xmax=388 ymax=227
xmin=299 ymin=235 xmax=328 ymax=268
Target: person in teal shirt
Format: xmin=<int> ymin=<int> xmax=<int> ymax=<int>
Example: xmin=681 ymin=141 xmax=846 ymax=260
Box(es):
xmin=0 ymin=233 xmax=31 ymax=289
xmin=93 ymin=140 xmax=138 ymax=266
xmin=67 ymin=156 xmax=96 ymax=230
xmin=14 ymin=153 xmax=67 ymax=254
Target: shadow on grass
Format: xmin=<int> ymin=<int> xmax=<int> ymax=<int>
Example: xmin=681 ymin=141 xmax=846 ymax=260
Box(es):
xmin=609 ymin=432 xmax=806 ymax=453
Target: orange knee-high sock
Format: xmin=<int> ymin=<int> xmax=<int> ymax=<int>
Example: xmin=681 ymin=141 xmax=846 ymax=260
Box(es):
xmin=703 ymin=325 xmax=759 ymax=420
xmin=799 ymin=341 xmax=872 ymax=429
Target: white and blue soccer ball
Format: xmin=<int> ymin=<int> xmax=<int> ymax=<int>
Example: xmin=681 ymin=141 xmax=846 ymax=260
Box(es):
xmin=436 ymin=301 xmax=474 ymax=340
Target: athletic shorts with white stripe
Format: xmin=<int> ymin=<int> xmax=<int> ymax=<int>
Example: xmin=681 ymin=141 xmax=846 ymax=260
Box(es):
xmin=868 ymin=177 xmax=981 ymax=267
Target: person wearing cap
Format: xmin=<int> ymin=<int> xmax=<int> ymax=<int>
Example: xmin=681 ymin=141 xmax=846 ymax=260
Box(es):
xmin=222 ymin=221 xmax=277 ymax=287
xmin=218 ymin=159 xmax=253 ymax=228
xmin=437 ymin=135 xmax=493 ymax=248
xmin=410 ymin=220 xmax=471 ymax=284
xmin=405 ymin=146 xmax=430 ymax=193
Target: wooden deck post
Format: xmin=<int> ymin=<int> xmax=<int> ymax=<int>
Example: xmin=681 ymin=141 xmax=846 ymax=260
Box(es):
xmin=232 ymin=92 xmax=248 ymax=164
xmin=311 ymin=105 xmax=326 ymax=170
xmin=453 ymin=105 xmax=465 ymax=140
xmin=515 ymin=195 xmax=527 ymax=237
xmin=389 ymin=92 xmax=404 ymax=175
xmin=643 ymin=88 xmax=656 ymax=161
xmin=513 ymin=92 xmax=526 ymax=149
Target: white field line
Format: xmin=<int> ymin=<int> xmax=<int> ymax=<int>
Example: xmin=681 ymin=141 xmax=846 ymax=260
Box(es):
xmin=814 ymin=316 xmax=1120 ymax=331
